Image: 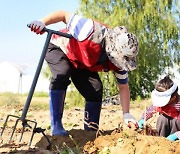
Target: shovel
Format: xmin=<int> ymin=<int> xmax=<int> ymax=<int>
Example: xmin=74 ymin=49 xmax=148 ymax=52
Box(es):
xmin=0 ymin=25 xmax=72 ymax=148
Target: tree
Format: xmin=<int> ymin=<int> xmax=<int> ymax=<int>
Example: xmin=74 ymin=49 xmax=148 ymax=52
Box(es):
xmin=79 ymin=0 xmax=180 ymax=99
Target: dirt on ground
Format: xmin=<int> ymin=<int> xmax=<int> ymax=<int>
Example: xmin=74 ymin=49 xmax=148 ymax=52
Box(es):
xmin=0 ymin=100 xmax=180 ymax=154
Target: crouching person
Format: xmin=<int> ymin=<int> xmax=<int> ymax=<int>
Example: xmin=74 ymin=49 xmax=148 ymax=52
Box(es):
xmin=138 ymin=75 xmax=180 ymax=141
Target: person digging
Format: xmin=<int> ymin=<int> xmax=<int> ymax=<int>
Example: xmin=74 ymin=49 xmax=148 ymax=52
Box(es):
xmin=29 ymin=10 xmax=139 ymax=136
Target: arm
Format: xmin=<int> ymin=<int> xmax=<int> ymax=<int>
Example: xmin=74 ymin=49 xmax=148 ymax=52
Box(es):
xmin=41 ymin=10 xmax=72 ymax=26
xmin=138 ymin=104 xmax=157 ymax=129
xmin=30 ymin=10 xmax=93 ymax=40
xmin=29 ymin=10 xmax=72 ymax=34
xmin=141 ymin=104 xmax=157 ymax=120
xmin=114 ymin=70 xmax=130 ymax=113
xmin=114 ymin=70 xmax=137 ymax=127
xmin=118 ymin=83 xmax=130 ymax=114
xmin=118 ymin=83 xmax=138 ymax=127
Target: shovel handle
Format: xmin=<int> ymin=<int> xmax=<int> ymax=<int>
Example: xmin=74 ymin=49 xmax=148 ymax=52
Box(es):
xmin=21 ymin=25 xmax=72 ymax=122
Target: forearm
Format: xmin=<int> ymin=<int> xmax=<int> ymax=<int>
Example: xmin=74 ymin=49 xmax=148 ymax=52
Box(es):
xmin=118 ymin=83 xmax=137 ymax=126
xmin=41 ymin=10 xmax=71 ymax=26
xmin=141 ymin=105 xmax=156 ymax=120
xmin=118 ymin=83 xmax=130 ymax=114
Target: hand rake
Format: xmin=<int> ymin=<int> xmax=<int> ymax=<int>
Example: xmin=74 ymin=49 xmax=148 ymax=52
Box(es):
xmin=0 ymin=26 xmax=72 ymax=148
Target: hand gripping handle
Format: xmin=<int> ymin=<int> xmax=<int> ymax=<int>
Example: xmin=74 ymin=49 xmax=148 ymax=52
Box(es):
xmin=27 ymin=24 xmax=73 ymax=38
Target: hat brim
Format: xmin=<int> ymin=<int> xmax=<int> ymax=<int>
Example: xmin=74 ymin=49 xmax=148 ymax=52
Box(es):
xmin=151 ymin=82 xmax=178 ymax=107
xmin=106 ymin=51 xmax=137 ymax=71
xmin=105 ymin=28 xmax=138 ymax=71
xmin=151 ymin=90 xmax=171 ymax=107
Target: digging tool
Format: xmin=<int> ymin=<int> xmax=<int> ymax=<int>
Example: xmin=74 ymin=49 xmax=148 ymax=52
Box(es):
xmin=0 ymin=26 xmax=72 ymax=147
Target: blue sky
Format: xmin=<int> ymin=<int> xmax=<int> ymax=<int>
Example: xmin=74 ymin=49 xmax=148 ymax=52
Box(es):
xmin=0 ymin=0 xmax=78 ymax=73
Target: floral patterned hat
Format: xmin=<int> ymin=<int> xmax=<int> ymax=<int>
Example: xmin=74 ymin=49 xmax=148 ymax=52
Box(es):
xmin=105 ymin=26 xmax=139 ymax=71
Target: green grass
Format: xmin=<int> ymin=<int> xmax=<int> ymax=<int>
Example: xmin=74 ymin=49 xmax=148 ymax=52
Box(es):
xmin=0 ymin=90 xmax=85 ymax=111
xmin=23 ymin=91 xmax=49 ymax=97
xmin=130 ymin=98 xmax=152 ymax=110
xmin=0 ymin=92 xmax=20 ymax=106
xmin=65 ymin=90 xmax=85 ymax=109
xmin=0 ymin=92 xmax=49 ymax=110
xmin=0 ymin=92 xmax=151 ymax=111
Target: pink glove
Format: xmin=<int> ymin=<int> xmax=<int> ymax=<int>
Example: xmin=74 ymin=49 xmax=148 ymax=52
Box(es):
xmin=29 ymin=20 xmax=45 ymax=34
xmin=123 ymin=113 xmax=138 ymax=128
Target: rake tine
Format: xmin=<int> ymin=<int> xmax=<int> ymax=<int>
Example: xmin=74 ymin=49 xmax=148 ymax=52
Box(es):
xmin=19 ymin=120 xmax=32 ymax=143
xmin=28 ymin=121 xmax=37 ymax=146
xmin=0 ymin=114 xmax=11 ymax=136
xmin=19 ymin=124 xmax=25 ymax=143
xmin=33 ymin=127 xmax=51 ymax=149
xmin=42 ymin=130 xmax=51 ymax=150
xmin=9 ymin=118 xmax=20 ymax=142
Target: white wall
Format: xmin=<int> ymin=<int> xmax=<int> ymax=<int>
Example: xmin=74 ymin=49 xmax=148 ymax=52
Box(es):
xmin=22 ymin=74 xmax=49 ymax=93
xmin=0 ymin=61 xmax=22 ymax=93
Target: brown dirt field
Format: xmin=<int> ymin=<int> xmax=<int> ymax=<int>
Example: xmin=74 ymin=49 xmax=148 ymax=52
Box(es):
xmin=0 ymin=100 xmax=180 ymax=154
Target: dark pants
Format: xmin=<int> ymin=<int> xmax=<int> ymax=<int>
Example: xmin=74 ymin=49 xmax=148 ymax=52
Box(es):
xmin=45 ymin=43 xmax=103 ymax=102
xmin=156 ymin=114 xmax=180 ymax=137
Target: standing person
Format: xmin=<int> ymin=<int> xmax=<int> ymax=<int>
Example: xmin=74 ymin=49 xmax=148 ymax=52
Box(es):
xmin=138 ymin=75 xmax=180 ymax=141
xmin=29 ymin=10 xmax=139 ymax=136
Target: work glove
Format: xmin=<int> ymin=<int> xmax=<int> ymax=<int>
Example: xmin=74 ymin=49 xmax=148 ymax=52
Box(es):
xmin=123 ymin=113 xmax=138 ymax=128
xmin=138 ymin=119 xmax=145 ymax=129
xmin=29 ymin=20 xmax=45 ymax=34
xmin=166 ymin=133 xmax=178 ymax=141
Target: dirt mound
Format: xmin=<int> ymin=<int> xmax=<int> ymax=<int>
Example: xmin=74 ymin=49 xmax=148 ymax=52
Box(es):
xmin=1 ymin=105 xmax=180 ymax=153
xmin=83 ymin=129 xmax=180 ymax=154
xmin=34 ymin=125 xmax=180 ymax=154
xmin=1 ymin=126 xmax=180 ymax=154
xmin=35 ymin=129 xmax=113 ymax=153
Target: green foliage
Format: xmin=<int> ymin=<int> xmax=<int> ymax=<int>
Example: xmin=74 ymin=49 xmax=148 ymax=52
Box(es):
xmin=79 ymin=0 xmax=180 ymax=99
xmin=65 ymin=83 xmax=85 ymax=109
xmin=0 ymin=92 xmax=49 ymax=111
xmin=42 ymin=0 xmax=179 ymax=100
xmin=99 ymin=71 xmax=118 ymax=99
xmin=31 ymin=92 xmax=49 ymax=97
xmin=55 ymin=145 xmax=77 ymax=154
xmin=42 ymin=62 xmax=51 ymax=81
xmin=41 ymin=63 xmax=85 ymax=107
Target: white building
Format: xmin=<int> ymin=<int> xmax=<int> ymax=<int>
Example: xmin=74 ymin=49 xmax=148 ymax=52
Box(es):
xmin=0 ymin=61 xmax=49 ymax=93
